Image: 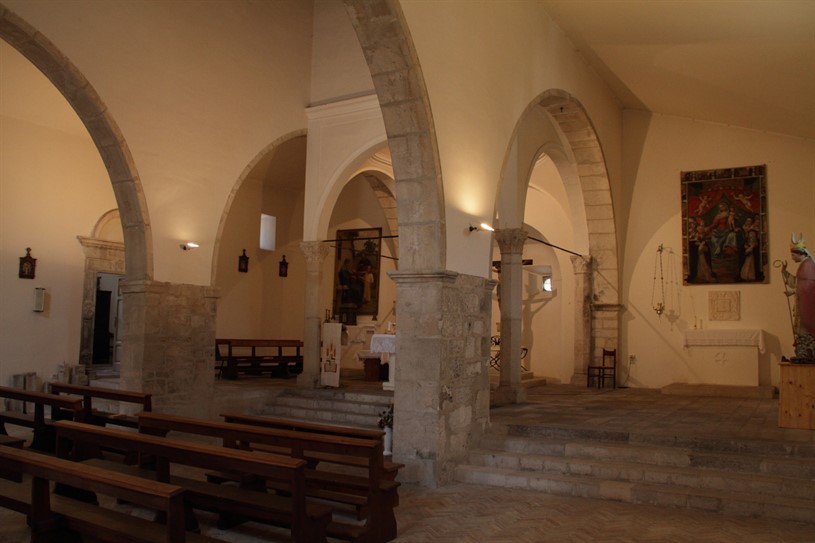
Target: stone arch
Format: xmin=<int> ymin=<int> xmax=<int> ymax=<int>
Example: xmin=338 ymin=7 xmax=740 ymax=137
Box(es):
xmin=536 ymin=90 xmax=620 ymax=366
xmin=211 ymin=129 xmax=307 ymax=285
xmin=342 ymin=0 xmax=445 ymax=272
xmin=0 ymin=5 xmax=151 ymax=281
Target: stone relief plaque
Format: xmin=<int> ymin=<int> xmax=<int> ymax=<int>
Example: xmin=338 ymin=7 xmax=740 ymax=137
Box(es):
xmin=708 ymin=290 xmax=740 ymax=321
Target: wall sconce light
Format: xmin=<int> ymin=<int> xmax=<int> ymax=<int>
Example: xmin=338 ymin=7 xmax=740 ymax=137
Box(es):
xmin=33 ymin=287 xmax=46 ymax=312
xmin=238 ymin=249 xmax=249 ymax=273
xmin=469 ymin=223 xmax=495 ymax=233
xmin=180 ymin=242 xmax=199 ymax=251
xmin=279 ymin=255 xmax=288 ymax=277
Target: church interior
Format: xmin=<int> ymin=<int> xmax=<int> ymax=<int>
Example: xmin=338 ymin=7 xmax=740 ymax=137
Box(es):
xmin=1 ymin=0 xmax=813 ymax=540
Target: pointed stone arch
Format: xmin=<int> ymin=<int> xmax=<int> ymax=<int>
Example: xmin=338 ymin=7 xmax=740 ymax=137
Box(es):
xmin=0 ymin=5 xmax=151 ymax=281
xmin=537 ymin=90 xmax=621 ymax=369
xmin=342 ymin=0 xmax=445 ymax=272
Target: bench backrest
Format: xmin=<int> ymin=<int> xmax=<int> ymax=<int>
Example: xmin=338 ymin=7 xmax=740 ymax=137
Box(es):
xmin=138 ymin=411 xmax=383 ymax=487
xmin=49 ymin=382 xmax=152 ymax=409
xmin=0 ymin=444 xmax=188 ymax=542
xmin=54 ymin=420 xmax=306 ymax=481
xmin=0 ymin=385 xmax=84 ymax=412
xmin=221 ymin=412 xmax=385 ymax=441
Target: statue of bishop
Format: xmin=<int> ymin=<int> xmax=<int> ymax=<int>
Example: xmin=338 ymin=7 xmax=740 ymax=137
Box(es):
xmin=782 ymin=233 xmax=815 ymax=361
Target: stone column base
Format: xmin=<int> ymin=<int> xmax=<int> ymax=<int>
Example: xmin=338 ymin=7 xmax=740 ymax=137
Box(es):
xmin=490 ymin=384 xmax=526 ymax=407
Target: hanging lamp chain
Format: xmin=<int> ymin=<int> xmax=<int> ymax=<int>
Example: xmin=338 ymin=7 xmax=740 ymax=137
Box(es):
xmin=651 ymin=244 xmax=665 ymax=317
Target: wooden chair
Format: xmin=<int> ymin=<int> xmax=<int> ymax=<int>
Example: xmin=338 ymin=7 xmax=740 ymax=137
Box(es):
xmin=587 ymin=349 xmax=617 ymax=389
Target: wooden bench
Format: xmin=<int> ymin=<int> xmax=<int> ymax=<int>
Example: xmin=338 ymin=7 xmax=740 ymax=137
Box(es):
xmin=0 ymin=385 xmax=84 ymax=452
xmin=138 ymin=411 xmax=399 ymax=543
xmin=49 ymin=382 xmax=152 ymax=429
xmin=215 ymin=338 xmax=304 ymax=380
xmin=53 ymin=419 xmax=330 ymax=543
xmin=0 ymin=444 xmax=217 ymax=543
xmin=221 ymin=412 xmax=405 ymax=479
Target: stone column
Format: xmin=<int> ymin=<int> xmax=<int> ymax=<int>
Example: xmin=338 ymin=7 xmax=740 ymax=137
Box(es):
xmin=118 ymin=280 xmax=218 ymax=417
xmin=493 ymin=228 xmax=527 ymax=405
xmin=389 ymin=270 xmax=493 ymax=487
xmin=298 ymin=241 xmax=329 ymax=388
xmin=571 ymin=255 xmax=593 ymax=380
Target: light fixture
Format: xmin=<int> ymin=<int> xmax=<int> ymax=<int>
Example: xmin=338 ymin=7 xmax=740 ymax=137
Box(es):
xmin=180 ymin=242 xmax=199 ymax=251
xmin=238 ymin=249 xmax=249 ymax=273
xmin=33 ymin=287 xmax=46 ymax=312
xmin=469 ymin=222 xmax=495 ymax=233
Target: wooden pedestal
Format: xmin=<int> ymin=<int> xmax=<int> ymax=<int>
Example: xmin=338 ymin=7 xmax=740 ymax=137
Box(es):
xmin=778 ymin=362 xmax=815 ymax=430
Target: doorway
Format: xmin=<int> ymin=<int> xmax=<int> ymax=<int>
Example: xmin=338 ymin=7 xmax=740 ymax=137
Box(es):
xmin=92 ymin=273 xmax=123 ymax=367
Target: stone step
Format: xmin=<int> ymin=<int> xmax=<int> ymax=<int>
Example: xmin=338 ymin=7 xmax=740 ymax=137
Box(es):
xmin=260 ymin=388 xmax=392 ymax=429
xmin=465 ymin=448 xmax=815 ymax=501
xmin=454 ymin=465 xmax=815 ymax=524
xmin=498 ymin=424 xmax=815 ymax=459
xmin=480 ymin=435 xmax=815 ymax=478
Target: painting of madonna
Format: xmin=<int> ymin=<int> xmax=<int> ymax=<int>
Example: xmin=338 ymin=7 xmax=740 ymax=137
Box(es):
xmin=682 ymin=165 xmax=768 ymax=285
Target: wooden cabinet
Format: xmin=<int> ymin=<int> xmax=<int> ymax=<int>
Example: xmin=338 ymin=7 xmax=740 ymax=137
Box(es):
xmin=778 ymin=363 xmax=815 ymax=429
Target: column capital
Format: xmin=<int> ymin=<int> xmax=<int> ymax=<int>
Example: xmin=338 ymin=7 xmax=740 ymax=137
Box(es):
xmin=494 ymin=228 xmax=527 ymax=254
xmin=300 ymin=240 xmax=329 ymax=264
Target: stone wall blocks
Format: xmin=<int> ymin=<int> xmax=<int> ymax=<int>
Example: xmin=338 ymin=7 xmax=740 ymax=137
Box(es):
xmin=380 ymin=100 xmax=427 ymax=137
xmin=582 ymin=190 xmax=612 ymax=206
xmin=580 ymin=175 xmax=611 ymax=192
xmin=587 ymin=219 xmax=617 ymax=235
xmin=578 ymin=162 xmax=607 ymax=177
xmin=573 ymin=146 xmax=605 ymax=165
xmin=392 ymin=224 xmax=444 ymax=270
xmin=585 ymin=205 xmax=615 ymax=220
xmin=372 ymin=67 xmax=424 ymax=104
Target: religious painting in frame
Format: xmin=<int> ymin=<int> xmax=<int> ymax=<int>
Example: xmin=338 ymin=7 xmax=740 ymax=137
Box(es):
xmin=681 ymin=164 xmax=768 ymax=285
xmin=332 ymin=227 xmax=382 ymax=319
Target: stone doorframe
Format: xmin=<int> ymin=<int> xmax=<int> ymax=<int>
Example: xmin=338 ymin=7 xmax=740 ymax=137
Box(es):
xmin=77 ymin=236 xmax=125 ymax=369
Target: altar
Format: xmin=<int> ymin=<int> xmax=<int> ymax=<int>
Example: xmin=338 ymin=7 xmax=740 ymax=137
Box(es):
xmin=370 ymin=333 xmax=396 ymax=391
xmin=682 ymin=329 xmax=765 ymax=386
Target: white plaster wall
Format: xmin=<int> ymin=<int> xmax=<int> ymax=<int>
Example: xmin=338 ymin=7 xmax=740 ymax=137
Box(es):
xmin=4 ymin=0 xmax=314 ymax=286
xmin=400 ymin=0 xmax=622 ymax=277
xmin=0 ymin=42 xmax=115 ymax=386
xmin=310 ymin=0 xmax=374 ymax=105
xmin=622 ymin=111 xmax=815 ymax=389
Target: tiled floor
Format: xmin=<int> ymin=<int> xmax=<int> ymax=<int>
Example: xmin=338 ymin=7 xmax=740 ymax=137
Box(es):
xmin=1 ymin=381 xmax=813 ymax=542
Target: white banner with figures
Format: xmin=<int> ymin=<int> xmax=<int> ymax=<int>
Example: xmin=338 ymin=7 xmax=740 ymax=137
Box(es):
xmin=320 ymin=323 xmax=342 ymax=387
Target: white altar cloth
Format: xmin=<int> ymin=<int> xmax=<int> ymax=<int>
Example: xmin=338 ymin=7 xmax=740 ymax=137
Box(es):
xmin=683 ymin=329 xmax=765 ymax=354
xmin=371 ymin=334 xmax=396 ymax=391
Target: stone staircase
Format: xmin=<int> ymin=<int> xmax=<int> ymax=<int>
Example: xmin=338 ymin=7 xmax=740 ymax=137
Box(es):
xmin=454 ymin=424 xmax=815 ymax=524
xmin=258 ymin=386 xmax=393 ymax=429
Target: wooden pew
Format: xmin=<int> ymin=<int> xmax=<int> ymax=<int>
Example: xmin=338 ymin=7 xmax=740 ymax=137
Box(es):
xmin=215 ymin=338 xmax=304 ymax=380
xmin=220 ymin=412 xmax=405 ymax=479
xmin=0 ymin=385 xmax=84 ymax=452
xmin=0 ymin=445 xmax=217 ymax=543
xmin=53 ymin=419 xmax=330 ymax=543
xmin=49 ymin=382 xmax=152 ymax=429
xmin=138 ymin=411 xmax=399 ymax=543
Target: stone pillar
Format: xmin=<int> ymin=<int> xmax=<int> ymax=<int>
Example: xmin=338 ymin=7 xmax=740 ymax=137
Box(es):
xmin=493 ymin=228 xmax=527 ymax=405
xmin=298 ymin=241 xmax=329 ymax=388
xmin=118 ymin=280 xmax=218 ymax=417
xmin=389 ymin=270 xmax=493 ymax=487
xmin=571 ymin=255 xmax=593 ymax=380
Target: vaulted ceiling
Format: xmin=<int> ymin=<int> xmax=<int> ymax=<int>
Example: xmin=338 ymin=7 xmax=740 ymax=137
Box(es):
xmin=541 ymin=0 xmax=815 ymax=139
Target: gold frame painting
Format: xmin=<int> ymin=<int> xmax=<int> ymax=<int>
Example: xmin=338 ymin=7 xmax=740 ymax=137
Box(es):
xmin=332 ymin=227 xmax=382 ymax=320
xmin=682 ymin=165 xmax=768 ymax=285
